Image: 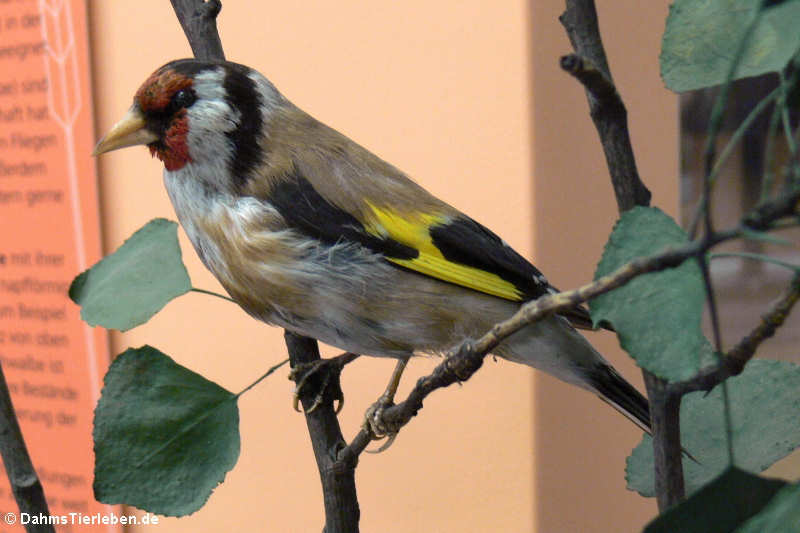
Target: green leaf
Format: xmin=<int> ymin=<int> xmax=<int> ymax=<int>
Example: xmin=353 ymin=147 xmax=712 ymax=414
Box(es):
xmin=590 ymin=206 xmax=706 ymax=381
xmin=735 ymin=481 xmax=800 ymax=532
xmin=661 ymin=0 xmax=800 ymax=92
xmin=93 ymin=346 xmax=240 ymax=516
xmin=69 ymin=219 xmax=191 ymax=331
xmin=627 ymin=360 xmax=800 ymax=497
xmin=644 ymin=467 xmax=786 ymax=533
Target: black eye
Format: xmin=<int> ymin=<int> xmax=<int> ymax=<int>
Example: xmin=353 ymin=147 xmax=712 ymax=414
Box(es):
xmin=169 ymin=88 xmax=196 ymax=111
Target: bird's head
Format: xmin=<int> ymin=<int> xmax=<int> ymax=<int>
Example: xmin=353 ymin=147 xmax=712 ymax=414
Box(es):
xmin=94 ymin=59 xmax=282 ymax=179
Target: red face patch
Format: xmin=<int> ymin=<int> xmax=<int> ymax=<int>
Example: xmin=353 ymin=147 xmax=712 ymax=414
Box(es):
xmin=135 ymin=68 xmax=193 ymax=113
xmin=149 ymin=113 xmax=191 ymax=171
xmin=137 ymin=68 xmax=194 ymax=170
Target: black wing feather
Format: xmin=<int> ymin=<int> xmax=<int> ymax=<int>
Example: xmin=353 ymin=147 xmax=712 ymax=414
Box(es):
xmin=429 ymin=217 xmax=550 ymax=300
xmin=269 ymin=170 xmax=417 ymax=260
xmin=430 ymin=217 xmax=599 ymax=329
xmin=269 ymin=169 xmax=599 ymax=329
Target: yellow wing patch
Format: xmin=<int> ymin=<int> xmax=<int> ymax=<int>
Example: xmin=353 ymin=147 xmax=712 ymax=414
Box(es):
xmin=365 ymin=203 xmax=523 ymax=301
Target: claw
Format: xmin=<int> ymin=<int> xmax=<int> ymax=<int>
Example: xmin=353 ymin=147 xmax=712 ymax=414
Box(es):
xmin=306 ymin=392 xmax=326 ymax=414
xmin=292 ymin=392 xmax=302 ymax=413
xmin=361 ymin=358 xmax=410 ymax=452
xmin=366 ymin=433 xmax=397 ymax=454
xmin=333 ymin=396 xmax=344 ymax=414
xmin=362 ymin=401 xmax=397 ymax=452
xmin=289 ymin=353 xmax=357 ymax=414
xmin=363 ymin=401 xmax=400 ymax=452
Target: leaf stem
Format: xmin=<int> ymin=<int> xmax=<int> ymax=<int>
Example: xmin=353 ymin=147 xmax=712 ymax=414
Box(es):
xmin=711 ymin=88 xmax=780 ymax=186
xmin=778 ymin=69 xmax=798 ymax=158
xmin=698 ymin=253 xmax=736 ymax=465
xmin=235 ymin=359 xmax=290 ymax=398
xmin=709 ymin=252 xmax=800 ymax=272
xmin=191 ymin=287 xmax=236 ymax=303
xmin=691 ymin=2 xmax=769 ymax=238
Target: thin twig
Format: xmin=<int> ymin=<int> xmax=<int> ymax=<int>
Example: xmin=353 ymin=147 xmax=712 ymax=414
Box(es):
xmin=709 ymin=252 xmax=800 ymax=273
xmin=669 ymin=272 xmax=800 ymax=396
xmin=560 ymin=54 xmax=621 ymax=105
xmin=559 ymin=0 xmax=651 ymax=211
xmin=685 ymin=87 xmax=781 ymax=233
xmin=169 ymin=0 xmax=225 ymax=61
xmin=0 ymin=364 xmax=54 ymax=533
xmin=698 ymin=252 xmax=737 ymax=465
xmin=191 ymin=287 xmax=236 ymax=303
xmin=761 ymin=78 xmax=786 ymax=200
xmin=560 ymin=0 xmax=689 ymax=510
xmin=691 ymin=4 xmax=768 ymax=238
xmin=235 ymin=359 xmax=289 ymax=398
xmin=778 ymin=70 xmax=798 ymax=157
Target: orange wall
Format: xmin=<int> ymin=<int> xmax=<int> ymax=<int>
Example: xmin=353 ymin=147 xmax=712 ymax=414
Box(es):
xmin=88 ymin=1 xmax=676 ymax=531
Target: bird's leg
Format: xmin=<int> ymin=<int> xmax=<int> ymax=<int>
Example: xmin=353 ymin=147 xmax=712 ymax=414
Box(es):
xmin=363 ymin=357 xmax=409 ymax=451
xmin=290 ymin=352 xmax=359 ymax=414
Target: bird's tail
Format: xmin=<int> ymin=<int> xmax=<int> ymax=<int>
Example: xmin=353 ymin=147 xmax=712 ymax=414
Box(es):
xmin=587 ymin=364 xmax=702 ymax=463
xmin=491 ymin=314 xmax=705 ymax=459
xmin=586 ymin=364 xmax=651 ymax=434
xmin=492 ymin=314 xmax=652 ymax=433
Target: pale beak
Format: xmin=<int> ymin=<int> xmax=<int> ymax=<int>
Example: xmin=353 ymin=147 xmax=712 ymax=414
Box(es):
xmin=93 ymin=106 xmax=159 ymax=156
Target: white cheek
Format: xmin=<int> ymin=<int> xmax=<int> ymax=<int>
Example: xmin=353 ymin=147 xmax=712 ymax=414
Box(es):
xmin=184 ymin=68 xmax=239 ymax=169
xmin=185 ymin=104 xmax=238 ymax=167
xmin=192 ymin=100 xmax=239 ymax=132
xmin=192 ymin=68 xmax=228 ymax=99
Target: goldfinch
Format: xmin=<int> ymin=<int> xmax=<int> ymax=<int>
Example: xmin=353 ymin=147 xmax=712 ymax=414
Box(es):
xmin=94 ymin=59 xmax=651 ymax=433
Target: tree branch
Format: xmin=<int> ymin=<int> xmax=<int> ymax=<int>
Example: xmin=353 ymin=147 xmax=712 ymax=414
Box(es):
xmin=0 ymin=363 xmax=53 ymax=533
xmin=670 ymin=272 xmax=800 ymax=397
xmin=641 ymin=372 xmax=685 ymax=509
xmin=559 ymin=0 xmax=691 ymax=511
xmin=559 ymin=0 xmax=651 ymax=211
xmin=169 ymin=0 xmax=225 ymax=61
xmin=284 ymin=333 xmax=360 ymax=533
xmin=168 ymin=3 xmax=360 ymax=531
xmin=560 ymin=54 xmax=624 ymax=124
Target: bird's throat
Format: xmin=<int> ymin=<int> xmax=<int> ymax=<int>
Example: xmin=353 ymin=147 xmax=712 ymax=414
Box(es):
xmin=150 ymin=114 xmax=191 ymax=171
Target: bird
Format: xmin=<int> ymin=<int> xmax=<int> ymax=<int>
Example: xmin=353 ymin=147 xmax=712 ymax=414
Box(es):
xmin=93 ymin=58 xmax=651 ymax=438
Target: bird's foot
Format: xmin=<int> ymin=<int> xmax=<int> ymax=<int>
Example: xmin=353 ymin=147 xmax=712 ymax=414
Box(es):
xmin=362 ymin=358 xmax=409 ymax=453
xmin=363 ymin=394 xmax=402 ymax=453
xmin=289 ymin=352 xmax=358 ymax=414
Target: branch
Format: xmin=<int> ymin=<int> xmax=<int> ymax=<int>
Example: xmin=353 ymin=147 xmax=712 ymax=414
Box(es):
xmin=670 ymin=272 xmax=800 ymax=396
xmin=641 ymin=372 xmax=685 ymax=509
xmin=559 ymin=0 xmax=690 ymax=510
xmin=560 ymin=54 xmax=623 ymax=121
xmin=168 ymin=3 xmax=360 ymax=531
xmin=284 ymin=333 xmax=360 ymax=533
xmin=169 ymin=0 xmax=225 ymax=61
xmin=559 ymin=0 xmax=651 ymax=211
xmin=0 ymin=363 xmax=53 ymax=533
